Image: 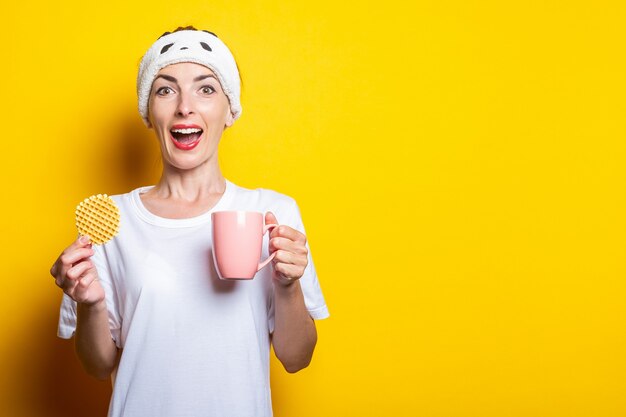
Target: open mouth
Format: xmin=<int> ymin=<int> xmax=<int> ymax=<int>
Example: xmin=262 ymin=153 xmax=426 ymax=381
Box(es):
xmin=170 ymin=127 xmax=203 ymax=150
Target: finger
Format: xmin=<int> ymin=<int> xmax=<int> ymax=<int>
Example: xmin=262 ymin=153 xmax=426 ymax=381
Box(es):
xmin=52 ymin=237 xmax=91 ymax=278
xmin=59 ymin=247 xmax=95 ymax=270
xmin=62 ymin=262 xmax=96 ymax=294
xmin=272 ymin=249 xmax=308 ymax=268
xmin=265 ymin=211 xmax=278 ymax=225
xmin=67 ymin=235 xmax=93 ymax=252
xmin=274 ymin=262 xmax=306 ymax=280
xmin=60 ymin=278 xmax=78 ymax=293
xmin=269 ymin=237 xmax=308 ymax=256
xmin=77 ymin=268 xmax=98 ymax=290
xmin=265 ymin=212 xmax=280 ymax=239
xmin=273 ymin=225 xmax=307 ymax=245
xmin=58 ymin=249 xmax=94 ymax=281
xmin=66 ymin=260 xmax=93 ymax=281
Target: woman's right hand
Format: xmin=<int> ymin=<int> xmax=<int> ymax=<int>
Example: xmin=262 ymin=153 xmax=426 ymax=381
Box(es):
xmin=50 ymin=235 xmax=105 ymax=306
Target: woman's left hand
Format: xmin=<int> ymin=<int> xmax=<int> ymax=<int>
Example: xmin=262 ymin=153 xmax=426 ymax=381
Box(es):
xmin=265 ymin=212 xmax=309 ymax=287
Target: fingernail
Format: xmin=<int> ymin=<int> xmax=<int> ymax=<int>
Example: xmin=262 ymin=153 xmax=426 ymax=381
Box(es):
xmin=79 ymin=235 xmax=90 ymax=244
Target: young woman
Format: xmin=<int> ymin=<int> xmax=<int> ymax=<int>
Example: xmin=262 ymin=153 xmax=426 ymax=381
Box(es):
xmin=50 ymin=26 xmax=329 ymax=417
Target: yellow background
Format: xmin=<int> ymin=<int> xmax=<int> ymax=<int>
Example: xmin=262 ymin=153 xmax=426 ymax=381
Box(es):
xmin=2 ymin=0 xmax=625 ymax=416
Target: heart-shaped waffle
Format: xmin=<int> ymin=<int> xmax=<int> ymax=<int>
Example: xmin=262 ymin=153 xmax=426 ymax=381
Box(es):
xmin=75 ymin=194 xmax=120 ymax=245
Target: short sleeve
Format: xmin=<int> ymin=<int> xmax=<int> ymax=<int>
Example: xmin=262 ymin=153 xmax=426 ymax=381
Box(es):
xmin=57 ymin=243 xmax=123 ymax=348
xmin=268 ymin=198 xmax=329 ymax=333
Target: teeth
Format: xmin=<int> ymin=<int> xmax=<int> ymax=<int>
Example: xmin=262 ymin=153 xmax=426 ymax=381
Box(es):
xmin=171 ymin=128 xmax=202 ymax=134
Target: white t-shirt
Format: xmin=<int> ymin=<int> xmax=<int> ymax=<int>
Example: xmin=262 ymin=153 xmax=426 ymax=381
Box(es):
xmin=58 ymin=179 xmax=329 ymax=417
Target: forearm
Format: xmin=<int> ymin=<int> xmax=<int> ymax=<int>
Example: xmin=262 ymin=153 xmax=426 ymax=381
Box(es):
xmin=272 ymin=281 xmax=317 ymax=373
xmin=75 ymin=300 xmax=119 ymax=380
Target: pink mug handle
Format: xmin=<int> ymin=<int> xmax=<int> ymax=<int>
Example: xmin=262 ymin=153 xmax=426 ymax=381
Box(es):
xmin=257 ymin=223 xmax=278 ymax=272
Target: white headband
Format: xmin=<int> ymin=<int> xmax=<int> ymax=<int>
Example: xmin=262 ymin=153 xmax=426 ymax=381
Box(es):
xmin=137 ymin=30 xmax=242 ymax=127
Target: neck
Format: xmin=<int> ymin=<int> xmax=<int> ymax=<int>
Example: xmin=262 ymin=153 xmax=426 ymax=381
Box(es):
xmin=152 ymin=159 xmax=226 ymax=202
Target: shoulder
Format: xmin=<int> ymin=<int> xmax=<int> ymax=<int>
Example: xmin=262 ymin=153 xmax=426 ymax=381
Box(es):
xmin=107 ymin=186 xmax=152 ymax=209
xmin=227 ymin=181 xmax=304 ymax=227
xmin=228 ymin=181 xmax=297 ymax=210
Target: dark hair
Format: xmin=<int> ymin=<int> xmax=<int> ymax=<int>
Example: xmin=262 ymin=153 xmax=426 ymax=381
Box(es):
xmin=155 ymin=25 xmax=242 ymax=87
xmin=157 ymin=25 xmax=217 ymax=40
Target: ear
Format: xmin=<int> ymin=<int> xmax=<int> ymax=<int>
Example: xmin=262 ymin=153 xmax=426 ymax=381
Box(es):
xmin=224 ymin=111 xmax=235 ymax=128
xmin=145 ymin=112 xmax=153 ymax=129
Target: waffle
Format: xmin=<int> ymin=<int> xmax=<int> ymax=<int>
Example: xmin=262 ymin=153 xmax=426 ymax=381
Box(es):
xmin=75 ymin=194 xmax=120 ymax=245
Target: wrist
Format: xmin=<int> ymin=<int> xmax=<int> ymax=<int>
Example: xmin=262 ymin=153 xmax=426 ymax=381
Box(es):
xmin=274 ymin=279 xmax=301 ymax=296
xmin=77 ymin=299 xmax=107 ymax=313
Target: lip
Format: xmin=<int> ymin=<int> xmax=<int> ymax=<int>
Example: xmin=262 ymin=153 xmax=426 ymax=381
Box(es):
xmin=170 ymin=132 xmax=202 ymax=150
xmin=171 ymin=123 xmax=203 ymax=129
xmin=169 ymin=123 xmax=203 ymax=151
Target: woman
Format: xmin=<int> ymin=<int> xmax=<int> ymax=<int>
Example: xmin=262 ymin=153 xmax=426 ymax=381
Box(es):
xmin=50 ymin=26 xmax=329 ymax=417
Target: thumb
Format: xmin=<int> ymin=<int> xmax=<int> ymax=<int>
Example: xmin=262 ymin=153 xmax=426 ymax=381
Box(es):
xmin=265 ymin=211 xmax=278 ymax=226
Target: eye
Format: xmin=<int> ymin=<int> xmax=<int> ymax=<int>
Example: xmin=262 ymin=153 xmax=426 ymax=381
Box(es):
xmin=201 ymin=85 xmax=215 ymax=94
xmin=156 ymin=86 xmax=174 ymax=96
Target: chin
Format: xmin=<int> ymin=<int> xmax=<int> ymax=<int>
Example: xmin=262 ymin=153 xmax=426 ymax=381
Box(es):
xmin=165 ymin=152 xmax=213 ymax=171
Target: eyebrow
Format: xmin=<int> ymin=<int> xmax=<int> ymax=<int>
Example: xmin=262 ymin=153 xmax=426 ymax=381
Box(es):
xmin=154 ymin=74 xmax=217 ymax=83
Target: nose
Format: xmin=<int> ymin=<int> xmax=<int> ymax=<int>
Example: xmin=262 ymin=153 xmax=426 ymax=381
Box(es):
xmin=175 ymin=92 xmax=195 ymax=118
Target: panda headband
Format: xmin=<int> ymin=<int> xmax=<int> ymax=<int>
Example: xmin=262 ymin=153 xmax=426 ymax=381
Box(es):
xmin=137 ymin=30 xmax=242 ymax=127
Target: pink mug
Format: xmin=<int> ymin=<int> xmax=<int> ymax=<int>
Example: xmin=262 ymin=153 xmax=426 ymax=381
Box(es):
xmin=211 ymin=211 xmax=278 ymax=280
